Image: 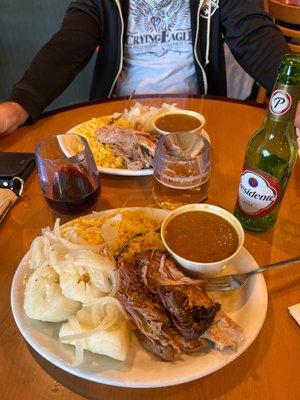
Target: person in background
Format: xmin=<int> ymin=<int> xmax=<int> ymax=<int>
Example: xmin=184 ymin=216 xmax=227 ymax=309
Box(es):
xmin=0 ymin=0 xmax=291 ymax=137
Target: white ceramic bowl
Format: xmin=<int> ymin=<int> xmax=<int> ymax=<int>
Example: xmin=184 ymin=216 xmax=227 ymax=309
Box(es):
xmin=161 ymin=204 xmax=245 ymax=275
xmin=152 ymin=110 xmax=206 ymax=136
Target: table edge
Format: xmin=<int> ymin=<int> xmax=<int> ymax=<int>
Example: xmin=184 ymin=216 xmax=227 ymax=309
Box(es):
xmin=30 ymin=95 xmax=267 ymax=123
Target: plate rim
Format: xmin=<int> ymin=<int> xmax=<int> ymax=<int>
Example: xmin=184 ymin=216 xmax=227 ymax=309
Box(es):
xmin=10 ymin=207 xmax=268 ymax=388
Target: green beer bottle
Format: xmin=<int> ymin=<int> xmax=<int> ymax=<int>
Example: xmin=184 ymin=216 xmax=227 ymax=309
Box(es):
xmin=234 ymin=54 xmax=300 ymax=231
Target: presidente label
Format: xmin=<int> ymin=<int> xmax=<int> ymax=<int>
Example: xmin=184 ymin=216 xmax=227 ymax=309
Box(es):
xmin=237 ymin=168 xmax=281 ymax=217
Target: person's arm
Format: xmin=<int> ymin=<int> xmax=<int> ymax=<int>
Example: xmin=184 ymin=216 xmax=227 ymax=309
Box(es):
xmin=8 ymin=7 xmax=101 ymax=122
xmin=0 ymin=102 xmax=29 ymax=137
xmin=221 ymin=0 xmax=290 ymax=93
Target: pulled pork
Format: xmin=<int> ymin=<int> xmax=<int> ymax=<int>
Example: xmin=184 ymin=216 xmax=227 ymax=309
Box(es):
xmin=118 ymin=250 xmax=244 ymax=361
xmin=118 ymin=260 xmax=179 ymax=361
xmin=96 ymin=125 xmax=157 ymax=170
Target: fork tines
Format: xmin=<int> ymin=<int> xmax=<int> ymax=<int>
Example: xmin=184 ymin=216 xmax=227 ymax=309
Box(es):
xmin=203 ymin=276 xmax=232 ymax=291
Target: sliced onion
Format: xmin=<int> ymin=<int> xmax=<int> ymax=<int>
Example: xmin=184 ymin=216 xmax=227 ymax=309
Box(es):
xmin=68 ymin=315 xmax=84 ymax=366
xmin=100 ymin=213 xmax=122 ymax=246
xmin=62 ymin=250 xmax=119 ymax=296
xmin=53 ymin=218 xmax=61 ymax=237
xmin=44 ymin=220 xmax=103 ymax=252
xmin=90 ymin=296 xmax=128 ymax=321
xmin=60 ymin=298 xmax=126 ymax=342
xmin=27 ymin=217 xmax=125 ymax=361
xmin=43 ymin=230 xmax=102 ymax=252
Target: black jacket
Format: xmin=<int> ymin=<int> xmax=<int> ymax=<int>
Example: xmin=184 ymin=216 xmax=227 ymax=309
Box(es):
xmin=9 ymin=0 xmax=290 ymax=120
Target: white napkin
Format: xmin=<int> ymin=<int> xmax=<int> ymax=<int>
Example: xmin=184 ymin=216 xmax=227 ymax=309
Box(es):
xmin=288 ymin=303 xmax=300 ymax=325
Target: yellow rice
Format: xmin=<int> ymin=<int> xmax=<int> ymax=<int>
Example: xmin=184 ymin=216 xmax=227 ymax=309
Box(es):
xmin=64 ymin=210 xmax=164 ymax=262
xmin=71 ymin=117 xmax=127 ymax=169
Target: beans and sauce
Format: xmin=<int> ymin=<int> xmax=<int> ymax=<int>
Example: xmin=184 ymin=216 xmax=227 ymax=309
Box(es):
xmin=155 ymin=113 xmax=202 ymax=132
xmin=164 ymin=211 xmax=239 ymax=263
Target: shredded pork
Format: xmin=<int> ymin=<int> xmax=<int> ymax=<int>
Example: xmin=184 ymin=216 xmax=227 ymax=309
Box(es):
xmin=96 ymin=125 xmax=157 ymax=170
xmin=118 ymin=250 xmax=244 ymax=361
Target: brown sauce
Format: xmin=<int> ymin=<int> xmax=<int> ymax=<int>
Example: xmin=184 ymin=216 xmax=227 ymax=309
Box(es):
xmin=155 ymin=113 xmax=201 ymax=132
xmin=164 ymin=211 xmax=239 ymax=263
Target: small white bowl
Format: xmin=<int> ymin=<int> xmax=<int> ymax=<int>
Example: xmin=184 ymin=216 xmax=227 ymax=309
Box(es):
xmin=161 ymin=204 xmax=245 ymax=275
xmin=152 ymin=110 xmax=206 ymax=136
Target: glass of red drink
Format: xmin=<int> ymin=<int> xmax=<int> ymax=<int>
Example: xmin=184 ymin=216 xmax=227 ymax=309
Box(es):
xmin=35 ymin=134 xmax=101 ymax=215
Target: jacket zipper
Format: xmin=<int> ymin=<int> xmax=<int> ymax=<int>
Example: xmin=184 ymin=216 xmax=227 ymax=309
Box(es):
xmin=108 ymin=0 xmax=124 ymax=98
xmin=194 ymin=1 xmax=208 ymax=94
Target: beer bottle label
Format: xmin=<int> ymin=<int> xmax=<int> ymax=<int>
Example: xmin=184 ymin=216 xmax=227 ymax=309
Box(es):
xmin=269 ymin=83 xmax=300 ymax=122
xmin=237 ymin=167 xmax=282 ymax=217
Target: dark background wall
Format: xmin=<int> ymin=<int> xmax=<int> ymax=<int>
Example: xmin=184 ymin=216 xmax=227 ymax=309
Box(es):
xmin=0 ymin=0 xmax=96 ymax=111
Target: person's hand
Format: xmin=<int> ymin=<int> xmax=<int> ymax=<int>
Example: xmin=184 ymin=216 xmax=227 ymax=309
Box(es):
xmin=0 ymin=102 xmax=29 ymax=137
xmin=296 ymin=102 xmax=300 ymax=155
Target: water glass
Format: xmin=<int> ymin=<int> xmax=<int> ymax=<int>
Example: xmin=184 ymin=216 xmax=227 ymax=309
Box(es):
xmin=35 ymin=134 xmax=100 ymax=215
xmin=153 ymin=131 xmax=211 ymax=210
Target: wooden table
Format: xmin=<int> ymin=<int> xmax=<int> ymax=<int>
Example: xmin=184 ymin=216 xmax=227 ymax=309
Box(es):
xmin=0 ymin=97 xmax=299 ymax=400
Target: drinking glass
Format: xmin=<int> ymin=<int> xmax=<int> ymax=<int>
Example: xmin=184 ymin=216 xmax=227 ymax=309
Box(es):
xmin=153 ymin=131 xmax=211 ymax=210
xmin=35 ymin=134 xmax=101 ymax=215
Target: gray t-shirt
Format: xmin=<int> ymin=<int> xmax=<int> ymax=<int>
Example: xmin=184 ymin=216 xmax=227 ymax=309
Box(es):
xmin=114 ymin=0 xmax=198 ymax=96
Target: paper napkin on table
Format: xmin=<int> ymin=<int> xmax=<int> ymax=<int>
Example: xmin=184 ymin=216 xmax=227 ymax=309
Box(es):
xmin=288 ymin=304 xmax=300 ymax=325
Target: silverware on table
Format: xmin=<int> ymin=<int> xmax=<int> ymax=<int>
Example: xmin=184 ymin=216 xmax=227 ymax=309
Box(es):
xmin=203 ymin=256 xmax=300 ymax=291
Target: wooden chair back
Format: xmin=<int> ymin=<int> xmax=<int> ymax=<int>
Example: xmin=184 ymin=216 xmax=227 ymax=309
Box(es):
xmin=268 ymin=0 xmax=300 ymax=53
xmin=268 ymin=1 xmax=300 ymax=24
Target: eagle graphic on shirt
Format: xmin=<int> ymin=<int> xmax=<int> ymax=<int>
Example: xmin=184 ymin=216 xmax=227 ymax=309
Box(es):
xmin=130 ymin=0 xmax=189 ymax=33
xmin=126 ymin=0 xmax=192 ymax=56
xmin=200 ymin=0 xmax=219 ymax=19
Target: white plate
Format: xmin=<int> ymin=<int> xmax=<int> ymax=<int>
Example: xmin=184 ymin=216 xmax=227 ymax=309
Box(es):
xmin=67 ymin=121 xmax=210 ymax=177
xmin=95 ymin=166 xmax=153 ymax=176
xmin=11 ymin=207 xmax=268 ymax=388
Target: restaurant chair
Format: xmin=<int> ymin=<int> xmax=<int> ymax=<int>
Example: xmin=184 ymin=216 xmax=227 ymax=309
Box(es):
xmin=256 ymin=86 xmax=268 ymax=104
xmin=267 ymin=0 xmax=300 ymax=53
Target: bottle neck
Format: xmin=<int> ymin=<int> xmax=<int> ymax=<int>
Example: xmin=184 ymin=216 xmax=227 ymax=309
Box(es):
xmin=262 ymin=115 xmax=295 ymax=139
xmin=264 ymin=82 xmax=298 ymax=145
xmin=267 ymin=81 xmax=299 ymax=125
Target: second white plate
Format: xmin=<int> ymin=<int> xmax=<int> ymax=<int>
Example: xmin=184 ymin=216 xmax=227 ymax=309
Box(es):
xmin=67 ymin=120 xmax=210 ymax=176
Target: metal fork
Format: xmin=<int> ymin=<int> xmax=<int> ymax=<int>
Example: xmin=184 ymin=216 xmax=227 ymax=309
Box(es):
xmin=203 ymin=256 xmax=300 ymax=291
